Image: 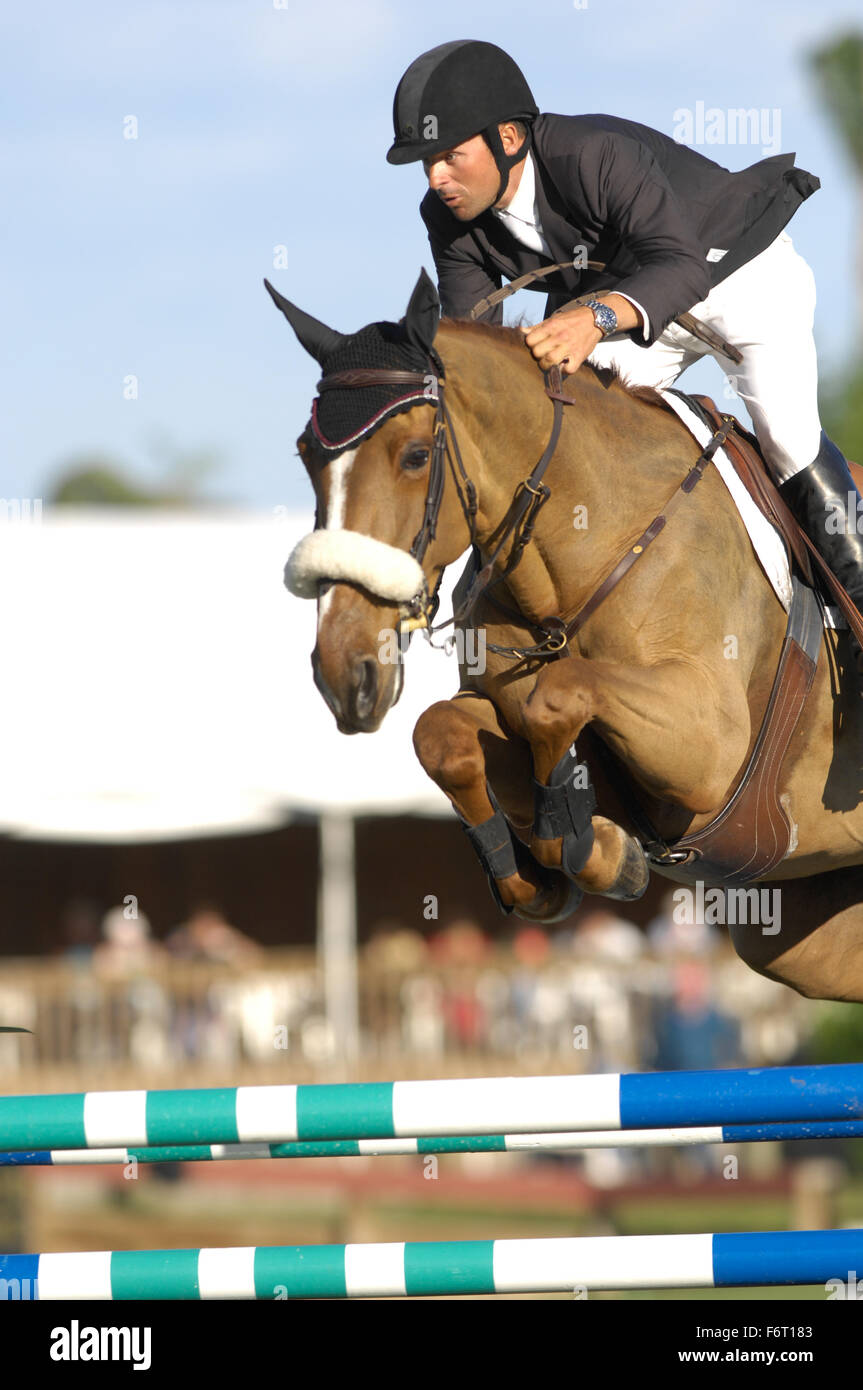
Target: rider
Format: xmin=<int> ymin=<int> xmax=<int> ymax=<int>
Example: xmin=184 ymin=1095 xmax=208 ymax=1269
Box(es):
xmin=386 ymin=39 xmax=863 ymax=649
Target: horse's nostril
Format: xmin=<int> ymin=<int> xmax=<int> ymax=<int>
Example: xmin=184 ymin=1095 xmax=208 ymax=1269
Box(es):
xmin=353 ymin=657 xmax=378 ymax=721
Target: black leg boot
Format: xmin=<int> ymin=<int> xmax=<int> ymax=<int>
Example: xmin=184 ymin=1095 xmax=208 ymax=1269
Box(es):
xmin=779 ymin=433 xmax=863 ymax=666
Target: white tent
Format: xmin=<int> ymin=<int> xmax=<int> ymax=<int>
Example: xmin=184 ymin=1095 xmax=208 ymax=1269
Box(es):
xmin=2 ymin=508 xmax=481 ymax=1063
xmin=0 ymin=508 xmax=463 ymax=841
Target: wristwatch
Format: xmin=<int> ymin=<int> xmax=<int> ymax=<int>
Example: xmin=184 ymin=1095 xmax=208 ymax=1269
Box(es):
xmin=583 ymin=298 xmax=618 ymax=338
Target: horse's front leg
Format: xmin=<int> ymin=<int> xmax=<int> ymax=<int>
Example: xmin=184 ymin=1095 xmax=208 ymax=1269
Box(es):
xmin=521 ymin=652 xmax=751 ymax=896
xmin=412 ymin=692 xmax=581 ymax=921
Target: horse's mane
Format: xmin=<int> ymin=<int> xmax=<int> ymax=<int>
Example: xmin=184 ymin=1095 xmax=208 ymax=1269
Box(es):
xmin=438 ymin=317 xmax=670 ymax=414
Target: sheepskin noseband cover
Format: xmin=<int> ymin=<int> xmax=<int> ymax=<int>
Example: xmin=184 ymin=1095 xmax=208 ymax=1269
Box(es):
xmin=285 ymin=529 xmax=425 ymax=603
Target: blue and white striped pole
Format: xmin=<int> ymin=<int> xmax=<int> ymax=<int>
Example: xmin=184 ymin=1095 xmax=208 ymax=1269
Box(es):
xmin=1 ymin=1230 xmax=861 ymax=1298
xmin=1 ymin=1064 xmax=862 ymax=1151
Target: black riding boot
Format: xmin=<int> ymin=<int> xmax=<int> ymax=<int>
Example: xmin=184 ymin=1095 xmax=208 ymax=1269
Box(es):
xmin=779 ymin=433 xmax=863 ymax=662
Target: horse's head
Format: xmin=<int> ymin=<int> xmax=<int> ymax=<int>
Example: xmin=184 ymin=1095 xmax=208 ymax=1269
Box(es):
xmin=266 ymin=270 xmax=475 ymax=734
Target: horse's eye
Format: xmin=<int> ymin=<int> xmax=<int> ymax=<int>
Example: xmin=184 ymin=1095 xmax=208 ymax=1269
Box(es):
xmin=401 ymin=446 xmax=430 ymax=472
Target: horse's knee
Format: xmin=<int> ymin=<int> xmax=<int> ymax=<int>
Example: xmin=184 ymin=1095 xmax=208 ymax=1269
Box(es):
xmin=413 ymin=703 xmax=485 ymax=792
xmin=522 ymin=664 xmax=595 ymax=754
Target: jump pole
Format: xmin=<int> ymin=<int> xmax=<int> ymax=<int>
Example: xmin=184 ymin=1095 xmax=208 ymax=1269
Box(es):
xmin=2 ymin=1229 xmax=862 ymax=1298
xmin=2 ymin=1118 xmax=863 ymax=1166
xmin=1 ymin=1063 xmax=862 ymax=1152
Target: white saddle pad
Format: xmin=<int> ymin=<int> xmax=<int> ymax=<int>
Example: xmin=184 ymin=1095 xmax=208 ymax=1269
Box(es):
xmin=659 ymin=390 xmax=793 ymax=612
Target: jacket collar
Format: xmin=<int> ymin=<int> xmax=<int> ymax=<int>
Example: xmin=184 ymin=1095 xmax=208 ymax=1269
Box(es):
xmin=464 ymin=125 xmax=582 ymax=290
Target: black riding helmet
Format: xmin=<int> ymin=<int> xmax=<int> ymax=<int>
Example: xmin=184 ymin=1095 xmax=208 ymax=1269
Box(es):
xmin=387 ymin=40 xmax=538 ymax=203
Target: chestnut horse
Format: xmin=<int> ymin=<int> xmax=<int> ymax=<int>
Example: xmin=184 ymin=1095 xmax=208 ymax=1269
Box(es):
xmin=267 ymin=271 xmax=863 ymax=1004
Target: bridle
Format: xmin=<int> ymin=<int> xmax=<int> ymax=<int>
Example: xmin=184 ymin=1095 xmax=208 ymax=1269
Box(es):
xmin=315 ymin=354 xmax=573 ymax=658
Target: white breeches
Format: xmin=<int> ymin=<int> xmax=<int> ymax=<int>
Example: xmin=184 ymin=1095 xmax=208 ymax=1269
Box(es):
xmin=588 ymin=232 xmax=822 ymax=483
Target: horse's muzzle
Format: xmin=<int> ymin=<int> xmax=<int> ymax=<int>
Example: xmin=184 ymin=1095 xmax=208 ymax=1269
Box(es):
xmin=312 ymin=645 xmax=399 ymax=734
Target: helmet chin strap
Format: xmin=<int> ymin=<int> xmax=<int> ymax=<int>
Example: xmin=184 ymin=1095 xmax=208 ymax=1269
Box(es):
xmin=483 ymin=122 xmax=532 ymax=205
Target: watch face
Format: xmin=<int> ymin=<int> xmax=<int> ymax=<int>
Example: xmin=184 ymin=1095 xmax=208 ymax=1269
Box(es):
xmin=595 ymin=304 xmax=617 ymax=335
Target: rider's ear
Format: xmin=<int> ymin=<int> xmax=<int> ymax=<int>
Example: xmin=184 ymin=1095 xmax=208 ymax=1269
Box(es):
xmin=403 ymin=268 xmax=440 ymax=355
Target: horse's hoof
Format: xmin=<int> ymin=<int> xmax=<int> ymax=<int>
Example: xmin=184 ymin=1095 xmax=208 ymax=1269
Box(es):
xmin=603 ymin=833 xmax=649 ymax=901
xmin=513 ymin=873 xmax=583 ymax=923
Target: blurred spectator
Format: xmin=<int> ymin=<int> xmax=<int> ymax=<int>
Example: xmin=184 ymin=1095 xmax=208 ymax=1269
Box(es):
xmin=161 ymin=905 xmax=262 ymax=1065
xmin=363 ymin=920 xmax=429 ymax=970
xmin=428 ymin=917 xmax=491 ymax=966
xmin=57 ymin=896 xmax=102 ymax=964
xmin=649 ymin=958 xmax=741 ymax=1071
xmin=512 ymin=925 xmax=551 ymax=967
xmin=399 ymin=976 xmax=445 ymax=1054
xmin=442 ymin=986 xmax=486 ymax=1049
xmin=428 ymin=919 xmax=490 ymax=1050
xmin=570 ymin=907 xmax=645 ymax=961
xmin=164 ymin=903 xmax=263 ymax=964
xmin=647 ymin=887 xmax=720 ymax=957
xmin=546 ymin=910 xmax=647 ymax=1071
xmin=54 ymin=897 xmax=105 ymax=1061
xmin=93 ymin=905 xmax=165 ymax=979
xmin=90 ymin=906 xmax=169 ymax=1065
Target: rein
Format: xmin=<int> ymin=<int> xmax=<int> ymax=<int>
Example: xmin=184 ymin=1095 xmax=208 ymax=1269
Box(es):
xmin=486 ymin=411 xmax=738 ymax=660
xmin=471 ymin=258 xmax=743 ymax=364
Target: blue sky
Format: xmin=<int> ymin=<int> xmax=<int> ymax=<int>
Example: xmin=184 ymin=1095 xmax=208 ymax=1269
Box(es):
xmin=3 ymin=0 xmax=861 ymax=508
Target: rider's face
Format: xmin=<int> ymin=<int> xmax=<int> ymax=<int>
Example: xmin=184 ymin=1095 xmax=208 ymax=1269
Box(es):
xmin=423 ymin=133 xmax=503 ymax=221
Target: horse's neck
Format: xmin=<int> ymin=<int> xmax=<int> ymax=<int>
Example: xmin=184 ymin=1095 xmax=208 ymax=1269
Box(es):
xmin=441 ymin=328 xmax=695 ymax=627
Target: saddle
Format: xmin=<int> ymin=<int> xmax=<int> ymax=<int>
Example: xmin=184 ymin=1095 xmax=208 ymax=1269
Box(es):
xmin=601 ymin=392 xmax=861 ymax=885
xmin=683 ymin=394 xmax=863 ymax=633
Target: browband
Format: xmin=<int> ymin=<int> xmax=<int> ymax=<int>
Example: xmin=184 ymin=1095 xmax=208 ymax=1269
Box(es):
xmin=317 ymin=369 xmax=437 ymax=392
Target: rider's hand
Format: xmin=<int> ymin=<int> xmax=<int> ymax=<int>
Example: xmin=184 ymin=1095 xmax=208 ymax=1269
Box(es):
xmin=520 ymin=294 xmax=643 ymax=375
xmin=520 ymin=307 xmax=603 ymax=376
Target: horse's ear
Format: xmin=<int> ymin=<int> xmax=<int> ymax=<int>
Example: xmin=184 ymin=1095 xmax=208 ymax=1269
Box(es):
xmin=403 ymin=268 xmax=440 ymax=355
xmin=263 ymin=279 xmax=348 ymax=364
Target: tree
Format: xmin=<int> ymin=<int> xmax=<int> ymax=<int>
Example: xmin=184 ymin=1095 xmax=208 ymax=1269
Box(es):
xmin=809 ymin=33 xmax=863 ymax=342
xmin=810 ymin=32 xmax=863 ymax=462
xmin=47 ymin=443 xmax=224 ymax=507
xmin=50 ymin=459 xmax=166 ymax=505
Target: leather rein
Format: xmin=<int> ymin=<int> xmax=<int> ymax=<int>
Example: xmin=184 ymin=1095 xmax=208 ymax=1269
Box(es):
xmin=314 ymin=277 xmax=741 ymax=661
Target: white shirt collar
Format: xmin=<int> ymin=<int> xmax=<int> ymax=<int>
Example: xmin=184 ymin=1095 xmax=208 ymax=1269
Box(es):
xmin=493 ymin=150 xmax=538 ymax=227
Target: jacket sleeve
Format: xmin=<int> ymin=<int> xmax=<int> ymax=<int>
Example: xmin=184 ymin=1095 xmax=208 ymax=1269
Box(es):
xmin=420 ymin=196 xmax=503 ymax=323
xmin=560 ymin=130 xmax=712 ymax=345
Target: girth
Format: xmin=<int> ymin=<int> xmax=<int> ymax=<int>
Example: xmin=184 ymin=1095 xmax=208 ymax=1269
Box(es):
xmin=592 ymin=575 xmax=822 ymax=884
xmin=571 ymin=391 xmax=832 ymax=884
